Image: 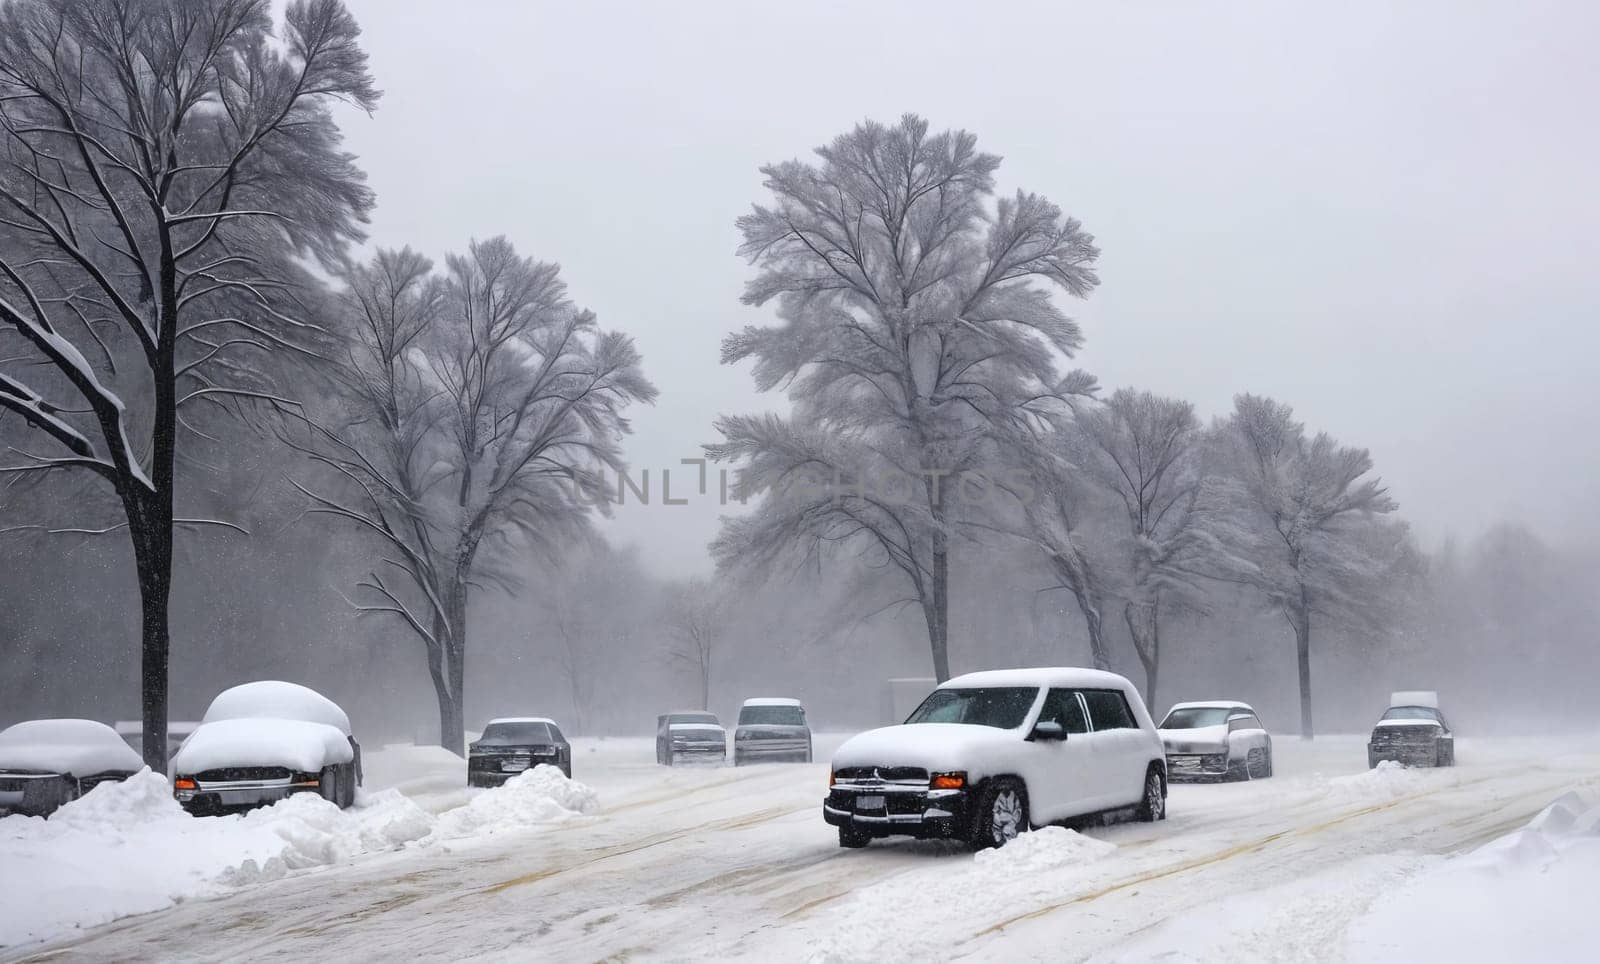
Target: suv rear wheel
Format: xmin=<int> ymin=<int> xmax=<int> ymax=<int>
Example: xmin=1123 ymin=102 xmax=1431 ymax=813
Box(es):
xmin=1136 ymin=766 xmax=1166 ymax=822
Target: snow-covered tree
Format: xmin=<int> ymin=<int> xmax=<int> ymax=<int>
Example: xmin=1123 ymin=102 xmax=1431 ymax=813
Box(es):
xmin=708 ymin=114 xmax=1100 ymax=681
xmin=1216 ymin=394 xmax=1402 ymax=737
xmin=292 ymin=240 xmax=655 ymax=754
xmin=1068 ymin=389 xmax=1231 ymax=703
xmin=0 ymin=0 xmax=376 ymax=767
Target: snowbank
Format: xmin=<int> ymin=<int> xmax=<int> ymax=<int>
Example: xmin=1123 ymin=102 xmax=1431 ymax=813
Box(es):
xmin=808 ymin=827 xmax=1116 ymax=963
xmin=172 ymin=717 xmax=354 ymax=774
xmin=0 ymin=719 xmax=144 ymax=775
xmin=1347 ymin=789 xmax=1600 ymax=960
xmin=0 ymin=763 xmax=601 ymax=949
xmin=427 ymin=765 xmax=599 ymax=841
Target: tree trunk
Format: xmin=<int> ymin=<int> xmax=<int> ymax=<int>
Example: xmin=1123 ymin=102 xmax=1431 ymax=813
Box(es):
xmin=927 ymin=498 xmax=951 ymax=682
xmin=1290 ymin=603 xmax=1313 ymax=739
xmin=438 ymin=582 xmax=468 ymax=756
xmin=127 ymin=508 xmax=173 ymax=773
xmin=1070 ymin=584 xmax=1111 ymax=671
xmin=699 ymin=656 xmax=711 ymax=711
xmin=1124 ymin=600 xmax=1159 ymax=707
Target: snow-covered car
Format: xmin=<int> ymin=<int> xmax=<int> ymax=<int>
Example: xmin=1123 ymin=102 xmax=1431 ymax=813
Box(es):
xmin=171 ymin=681 xmax=362 ymax=813
xmin=1368 ymin=691 xmax=1454 ymax=768
xmin=1158 ymin=701 xmax=1273 ymax=780
xmin=825 ymin=668 xmax=1168 ymax=849
xmin=656 ymin=711 xmax=727 ymax=766
xmin=468 ymin=717 xmax=571 ymax=785
xmin=113 ymin=719 xmax=199 ymax=766
xmin=0 ymin=719 xmax=145 ymax=817
xmin=733 ymin=698 xmax=812 ymax=765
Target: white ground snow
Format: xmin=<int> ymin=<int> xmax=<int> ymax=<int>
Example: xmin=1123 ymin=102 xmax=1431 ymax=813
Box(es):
xmin=4 ymin=734 xmax=1600 ymax=963
xmin=0 ymin=761 xmax=599 ymax=950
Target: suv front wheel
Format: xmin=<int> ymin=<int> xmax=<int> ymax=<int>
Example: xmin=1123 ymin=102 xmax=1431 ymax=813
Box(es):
xmin=971 ymin=778 xmax=1028 ymax=849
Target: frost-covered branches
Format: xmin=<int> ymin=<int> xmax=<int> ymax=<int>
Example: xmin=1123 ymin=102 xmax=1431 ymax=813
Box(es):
xmin=713 ymin=115 xmax=1101 ymax=680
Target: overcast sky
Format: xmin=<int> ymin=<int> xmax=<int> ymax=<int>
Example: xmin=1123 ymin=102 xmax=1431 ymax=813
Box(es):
xmin=335 ymin=0 xmax=1600 ymax=577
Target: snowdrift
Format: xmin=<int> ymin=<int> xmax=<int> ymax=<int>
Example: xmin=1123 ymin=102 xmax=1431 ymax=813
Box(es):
xmin=1347 ymin=788 xmax=1600 ymax=959
xmin=0 ymin=763 xmax=600 ymax=949
xmin=809 ymin=827 xmax=1116 ymax=963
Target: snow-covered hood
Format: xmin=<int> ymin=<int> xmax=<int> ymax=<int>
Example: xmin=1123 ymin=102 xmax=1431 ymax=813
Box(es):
xmin=832 ymin=723 xmax=1019 ymax=774
xmin=1158 ymin=724 xmax=1229 ymax=752
xmin=0 ymin=719 xmax=145 ymax=776
xmin=172 ymin=718 xmax=353 ymax=775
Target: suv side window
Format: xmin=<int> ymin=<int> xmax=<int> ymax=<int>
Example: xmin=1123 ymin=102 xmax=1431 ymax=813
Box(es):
xmin=1228 ymin=714 xmax=1262 ymax=732
xmin=1082 ymin=689 xmax=1137 ymax=731
xmin=1038 ymin=688 xmax=1090 ymax=735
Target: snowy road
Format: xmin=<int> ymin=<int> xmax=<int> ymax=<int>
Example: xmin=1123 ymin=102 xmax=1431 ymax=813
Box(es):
xmin=8 ymin=734 xmax=1599 ymax=963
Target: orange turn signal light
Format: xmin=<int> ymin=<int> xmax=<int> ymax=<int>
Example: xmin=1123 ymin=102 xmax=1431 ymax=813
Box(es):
xmin=173 ymin=778 xmax=196 ymax=790
xmin=930 ymin=772 xmax=966 ymax=790
xmin=828 ymin=771 xmax=837 ymax=788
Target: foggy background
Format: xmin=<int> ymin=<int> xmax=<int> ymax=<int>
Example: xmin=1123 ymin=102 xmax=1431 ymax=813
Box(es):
xmin=2 ymin=0 xmax=1596 ymax=745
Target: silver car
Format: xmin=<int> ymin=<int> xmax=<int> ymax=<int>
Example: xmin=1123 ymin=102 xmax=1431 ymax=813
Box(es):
xmin=1157 ymin=701 xmax=1273 ymax=781
xmin=732 ymin=698 xmax=812 ymax=765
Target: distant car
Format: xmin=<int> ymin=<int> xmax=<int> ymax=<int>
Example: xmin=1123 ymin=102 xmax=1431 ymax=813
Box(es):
xmin=469 ymin=718 xmax=571 ymax=785
xmin=1157 ymin=701 xmax=1273 ymax=780
xmin=113 ymin=719 xmax=199 ymax=767
xmin=1368 ymin=691 xmax=1454 ymax=768
xmin=0 ymin=719 xmax=145 ymax=817
xmin=656 ymin=711 xmax=727 ymax=766
xmin=825 ymin=668 xmax=1168 ymax=849
xmin=172 ymin=681 xmax=362 ymax=813
xmin=733 ymin=698 xmax=812 ymax=765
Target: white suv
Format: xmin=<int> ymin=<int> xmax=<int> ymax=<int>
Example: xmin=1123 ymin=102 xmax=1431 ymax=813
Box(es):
xmin=824 ymin=668 xmax=1167 ymax=849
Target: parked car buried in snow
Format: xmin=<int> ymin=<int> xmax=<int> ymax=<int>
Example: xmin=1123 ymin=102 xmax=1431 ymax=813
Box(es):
xmin=469 ymin=718 xmax=571 ymax=785
xmin=171 ymin=681 xmax=362 ymax=813
xmin=656 ymin=711 xmax=727 ymax=766
xmin=1368 ymin=691 xmax=1454 ymax=768
xmin=1157 ymin=701 xmax=1273 ymax=780
xmin=733 ymin=698 xmax=812 ymax=765
xmin=0 ymin=719 xmax=145 ymax=817
xmin=825 ymin=668 xmax=1168 ymax=849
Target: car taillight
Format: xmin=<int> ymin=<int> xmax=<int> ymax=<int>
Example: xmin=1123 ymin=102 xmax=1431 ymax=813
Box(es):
xmin=930 ymin=772 xmax=966 ymax=790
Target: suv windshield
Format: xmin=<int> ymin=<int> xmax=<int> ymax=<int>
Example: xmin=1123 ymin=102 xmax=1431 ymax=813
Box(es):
xmin=479 ymin=721 xmax=556 ymax=744
xmin=905 ymin=687 xmax=1038 ymax=729
xmin=668 ymin=713 xmax=718 ymax=725
xmin=1381 ymin=706 xmax=1442 ymax=723
xmin=739 ymin=705 xmax=805 ymax=726
xmin=1160 ymin=707 xmax=1235 ymax=729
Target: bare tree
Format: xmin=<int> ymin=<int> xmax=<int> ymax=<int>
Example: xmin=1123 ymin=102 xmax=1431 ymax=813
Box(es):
xmin=1218 ymin=393 xmax=1401 ymax=737
xmin=710 ymin=114 xmax=1100 ymax=681
xmin=292 ymin=240 xmax=656 ymax=754
xmin=664 ymin=577 xmax=725 ymax=710
xmin=0 ymin=0 xmax=376 ymax=767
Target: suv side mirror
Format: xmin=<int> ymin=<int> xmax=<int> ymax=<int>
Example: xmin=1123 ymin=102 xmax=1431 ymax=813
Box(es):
xmin=1031 ymin=721 xmax=1066 ymax=742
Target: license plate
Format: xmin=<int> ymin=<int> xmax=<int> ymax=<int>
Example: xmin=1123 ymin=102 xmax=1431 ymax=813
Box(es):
xmin=502 ymin=761 xmax=530 ymax=772
xmin=855 ymin=795 xmax=885 ymax=811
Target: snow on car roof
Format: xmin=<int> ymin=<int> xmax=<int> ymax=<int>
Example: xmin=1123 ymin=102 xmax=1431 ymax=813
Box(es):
xmin=0 ymin=719 xmax=145 ymax=775
xmin=742 ymin=698 xmax=802 ymax=706
xmin=943 ymin=667 xmax=1136 ymax=691
xmin=485 ymin=717 xmax=557 ymax=726
xmin=1167 ymin=700 xmax=1255 ymax=712
xmin=172 ymin=718 xmax=354 ymax=774
xmin=1389 ymin=690 xmax=1439 ymax=709
xmin=202 ymin=681 xmax=352 ymax=736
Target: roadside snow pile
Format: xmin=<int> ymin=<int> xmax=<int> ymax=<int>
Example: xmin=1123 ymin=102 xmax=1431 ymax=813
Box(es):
xmin=0 ymin=772 xmax=432 ymax=948
xmin=1321 ymin=759 xmax=1461 ymax=802
xmin=1347 ymin=788 xmax=1600 ymax=959
xmin=426 ymin=765 xmax=599 ymax=842
xmin=808 ymin=828 xmax=1116 ymax=963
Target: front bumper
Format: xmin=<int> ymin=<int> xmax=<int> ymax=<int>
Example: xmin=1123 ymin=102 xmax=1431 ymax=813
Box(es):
xmin=734 ymin=739 xmax=810 ymax=762
xmin=0 ymin=772 xmax=75 ymax=816
xmin=1166 ymin=752 xmax=1230 ymax=780
xmin=176 ymin=776 xmax=316 ymax=811
xmin=1368 ymin=742 xmax=1440 ymax=766
xmin=668 ymin=740 xmax=727 ymax=759
xmin=822 ymin=784 xmax=971 ymax=839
